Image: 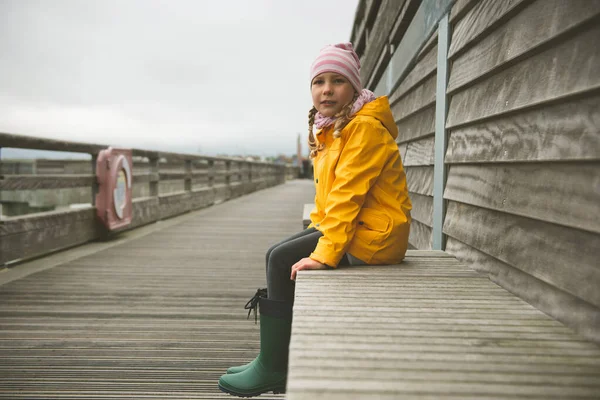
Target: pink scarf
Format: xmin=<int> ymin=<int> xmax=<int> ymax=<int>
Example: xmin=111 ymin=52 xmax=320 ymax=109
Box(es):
xmin=314 ymin=89 xmax=376 ymax=129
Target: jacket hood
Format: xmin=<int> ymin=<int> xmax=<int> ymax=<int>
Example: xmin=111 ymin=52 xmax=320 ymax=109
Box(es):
xmin=355 ymin=96 xmax=398 ymax=140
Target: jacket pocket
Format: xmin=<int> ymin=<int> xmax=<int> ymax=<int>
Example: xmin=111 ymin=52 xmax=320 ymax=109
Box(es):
xmin=354 ymin=208 xmax=391 ymax=245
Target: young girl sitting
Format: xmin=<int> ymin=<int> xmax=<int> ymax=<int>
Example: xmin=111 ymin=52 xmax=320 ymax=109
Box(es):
xmin=218 ymin=42 xmax=411 ymax=397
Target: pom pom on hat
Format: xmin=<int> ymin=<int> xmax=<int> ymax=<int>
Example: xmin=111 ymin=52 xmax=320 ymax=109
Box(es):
xmin=310 ymin=42 xmax=362 ymax=92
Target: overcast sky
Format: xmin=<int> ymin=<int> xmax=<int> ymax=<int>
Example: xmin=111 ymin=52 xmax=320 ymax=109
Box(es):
xmin=0 ymin=0 xmax=359 ymax=157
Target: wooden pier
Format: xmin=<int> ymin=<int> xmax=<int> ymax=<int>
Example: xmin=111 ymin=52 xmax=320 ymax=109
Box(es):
xmin=0 ymin=180 xmax=314 ymax=399
xmin=1 ymin=180 xmax=599 ymax=399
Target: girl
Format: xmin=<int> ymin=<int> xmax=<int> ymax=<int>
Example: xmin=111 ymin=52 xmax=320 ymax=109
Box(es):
xmin=218 ymin=42 xmax=411 ymax=397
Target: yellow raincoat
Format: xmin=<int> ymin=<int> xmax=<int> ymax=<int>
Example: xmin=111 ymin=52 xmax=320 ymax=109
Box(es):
xmin=308 ymin=96 xmax=411 ymax=267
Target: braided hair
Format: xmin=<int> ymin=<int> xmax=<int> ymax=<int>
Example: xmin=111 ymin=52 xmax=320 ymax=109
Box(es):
xmin=307 ymin=107 xmax=323 ymax=158
xmin=333 ymin=91 xmax=359 ymax=139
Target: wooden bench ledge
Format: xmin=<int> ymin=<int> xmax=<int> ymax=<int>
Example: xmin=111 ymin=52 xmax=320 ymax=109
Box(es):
xmin=303 ymin=204 xmax=313 ymax=229
xmin=287 ymin=251 xmax=600 ymax=399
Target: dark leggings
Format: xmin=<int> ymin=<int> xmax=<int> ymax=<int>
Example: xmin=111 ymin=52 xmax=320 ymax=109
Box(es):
xmin=265 ymin=228 xmax=323 ymax=302
xmin=265 ymin=228 xmax=362 ymax=302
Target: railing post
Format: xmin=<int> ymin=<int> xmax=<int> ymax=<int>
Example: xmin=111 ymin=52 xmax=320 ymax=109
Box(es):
xmin=248 ymin=162 xmax=252 ymax=182
xmin=149 ymin=156 xmax=159 ymax=197
xmin=432 ymin=13 xmax=450 ymax=251
xmin=208 ymin=160 xmax=214 ymax=187
xmin=91 ymin=153 xmax=98 ymax=206
xmin=184 ymin=159 xmax=192 ymax=192
xmin=225 ymin=160 xmax=231 ymax=187
xmin=235 ymin=161 xmax=241 ymax=183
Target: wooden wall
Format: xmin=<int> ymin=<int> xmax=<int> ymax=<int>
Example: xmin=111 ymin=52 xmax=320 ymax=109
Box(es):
xmin=444 ymin=0 xmax=600 ymax=341
xmin=352 ymin=0 xmax=600 ymax=342
xmin=351 ymin=0 xmax=421 ymax=89
xmin=391 ymin=30 xmax=438 ymax=249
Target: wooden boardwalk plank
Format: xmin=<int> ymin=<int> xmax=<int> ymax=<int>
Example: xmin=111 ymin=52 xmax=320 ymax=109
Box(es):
xmin=0 ymin=180 xmax=316 ymax=399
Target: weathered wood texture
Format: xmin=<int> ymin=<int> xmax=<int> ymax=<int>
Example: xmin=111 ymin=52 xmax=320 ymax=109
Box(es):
xmin=0 ymin=175 xmax=95 ymax=190
xmin=446 ymin=237 xmax=600 ymax=343
xmin=0 ymin=180 xmax=316 ymax=399
xmin=0 ymin=159 xmax=93 ymax=175
xmin=403 ymin=135 xmax=435 ymax=166
xmin=442 ymin=0 xmax=600 ymax=342
xmin=350 ymin=0 xmax=382 ymax=57
xmin=408 ymin=192 xmax=433 ymax=227
xmin=397 ymin=105 xmax=435 ymax=144
xmin=287 ymin=251 xmax=600 ymax=399
xmin=448 ymin=0 xmax=532 ymax=59
xmin=0 ymin=132 xmax=106 ymax=154
xmin=360 ymin=0 xmax=400 ymax=84
xmin=0 ymin=208 xmax=101 ymax=266
xmin=416 ymin=28 xmax=438 ymax=62
xmin=444 ymin=201 xmax=600 ymax=309
xmin=0 ymin=133 xmax=294 ymax=266
xmin=446 ymin=94 xmax=600 ymax=163
xmin=390 ymin=73 xmax=436 ymax=120
xmin=383 ymin=24 xmax=438 ymax=253
xmin=405 ymin=138 xmax=434 ymax=248
xmin=447 ymin=17 xmax=600 ymax=128
xmin=449 ymin=0 xmax=480 ymax=23
xmin=398 ymin=143 xmax=407 ymax=160
xmin=408 ymin=219 xmax=432 ymax=250
xmin=405 ymin=166 xmax=433 ymax=196
xmin=393 ymin=43 xmax=438 ymax=102
xmin=388 ymin=0 xmax=422 ymax=46
xmin=359 ymin=0 xmax=418 ymax=89
xmin=445 ymin=164 xmax=600 ymax=234
xmin=0 ymin=178 xmax=284 ymax=266
xmin=448 ymin=0 xmax=600 ymax=94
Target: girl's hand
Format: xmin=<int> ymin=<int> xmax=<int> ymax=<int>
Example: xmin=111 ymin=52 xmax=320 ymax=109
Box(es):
xmin=291 ymin=257 xmax=328 ymax=281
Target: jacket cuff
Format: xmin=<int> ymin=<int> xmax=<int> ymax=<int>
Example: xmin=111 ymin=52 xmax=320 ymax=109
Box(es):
xmin=309 ymin=250 xmax=342 ymax=268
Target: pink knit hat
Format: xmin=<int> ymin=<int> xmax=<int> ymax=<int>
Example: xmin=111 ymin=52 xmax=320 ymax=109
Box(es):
xmin=310 ymin=42 xmax=362 ymax=93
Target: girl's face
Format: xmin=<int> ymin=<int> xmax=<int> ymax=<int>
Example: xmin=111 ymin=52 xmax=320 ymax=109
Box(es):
xmin=311 ymin=72 xmax=356 ymax=118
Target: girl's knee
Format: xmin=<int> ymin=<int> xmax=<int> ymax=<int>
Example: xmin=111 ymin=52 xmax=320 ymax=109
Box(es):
xmin=267 ymin=246 xmax=282 ymax=267
xmin=266 ymin=243 xmax=280 ymax=265
xmin=267 ymin=246 xmax=293 ymax=272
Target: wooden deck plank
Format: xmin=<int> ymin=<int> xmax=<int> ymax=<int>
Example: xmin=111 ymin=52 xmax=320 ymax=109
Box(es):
xmin=0 ymin=180 xmax=316 ymax=399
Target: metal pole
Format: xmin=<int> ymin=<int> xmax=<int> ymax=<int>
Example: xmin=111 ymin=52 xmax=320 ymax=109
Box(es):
xmin=91 ymin=154 xmax=98 ymax=206
xmin=432 ymin=13 xmax=450 ymax=250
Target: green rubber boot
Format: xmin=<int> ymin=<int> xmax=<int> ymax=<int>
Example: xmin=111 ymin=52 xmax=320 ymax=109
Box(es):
xmin=226 ymin=357 xmax=258 ymax=375
xmin=225 ymin=289 xmax=267 ymax=375
xmin=218 ymin=297 xmax=293 ymax=397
